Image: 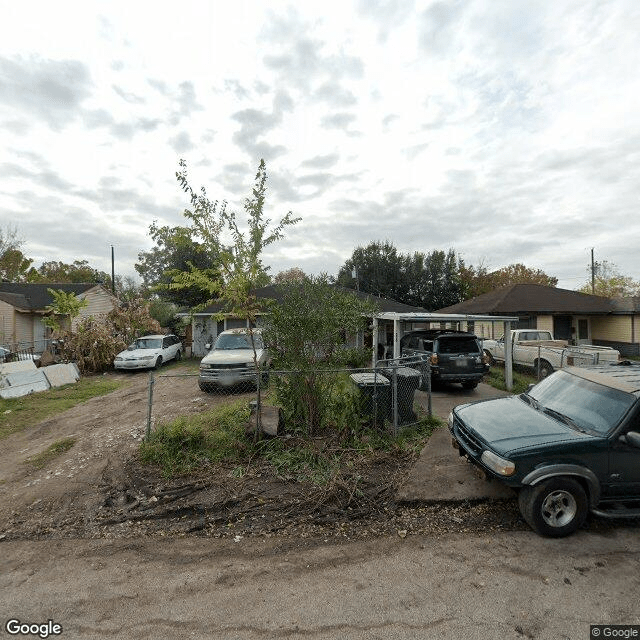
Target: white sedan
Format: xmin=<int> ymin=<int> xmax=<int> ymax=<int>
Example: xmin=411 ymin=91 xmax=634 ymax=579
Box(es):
xmin=114 ymin=334 xmax=182 ymax=370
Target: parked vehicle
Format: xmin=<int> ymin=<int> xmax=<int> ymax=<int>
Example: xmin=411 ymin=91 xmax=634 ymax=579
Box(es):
xmin=198 ymin=328 xmax=270 ymax=392
xmin=481 ymin=329 xmax=619 ymax=378
xmin=114 ymin=334 xmax=182 ymax=370
xmin=400 ymin=330 xmax=489 ymax=390
xmin=449 ymin=362 xmax=640 ymax=537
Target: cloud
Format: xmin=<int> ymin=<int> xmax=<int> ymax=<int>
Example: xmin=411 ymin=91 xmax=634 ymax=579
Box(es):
xmin=112 ymin=85 xmax=146 ymax=105
xmin=0 ymin=56 xmax=93 ymax=131
xmin=169 ymin=131 xmax=195 ymax=154
xmin=231 ymin=91 xmax=293 ymax=160
xmin=320 ymin=112 xmax=357 ymax=130
xmin=313 ymin=81 xmax=357 ymax=107
xmin=417 ymin=0 xmax=467 ymax=56
xmin=262 ymin=12 xmax=364 ymax=96
xmin=300 ymin=153 xmax=340 ymax=170
xmin=0 ymin=161 xmax=74 ymax=193
xmin=357 ymin=0 xmax=417 ymax=43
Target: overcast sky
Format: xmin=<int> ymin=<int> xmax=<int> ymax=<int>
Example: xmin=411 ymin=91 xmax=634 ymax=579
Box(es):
xmin=1 ymin=0 xmax=639 ymax=291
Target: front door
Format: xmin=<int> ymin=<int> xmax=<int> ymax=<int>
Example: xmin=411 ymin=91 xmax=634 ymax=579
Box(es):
xmin=576 ymin=317 xmax=590 ymax=345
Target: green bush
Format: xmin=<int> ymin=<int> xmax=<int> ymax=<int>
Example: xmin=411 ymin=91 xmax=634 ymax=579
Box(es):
xmin=139 ymin=401 xmax=251 ymax=476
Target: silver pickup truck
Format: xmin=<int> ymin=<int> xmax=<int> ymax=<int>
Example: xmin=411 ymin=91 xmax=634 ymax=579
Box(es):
xmin=481 ymin=330 xmax=619 ymax=378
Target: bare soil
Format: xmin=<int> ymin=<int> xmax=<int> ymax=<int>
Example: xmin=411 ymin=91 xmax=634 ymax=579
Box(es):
xmin=0 ymin=362 xmax=616 ymax=545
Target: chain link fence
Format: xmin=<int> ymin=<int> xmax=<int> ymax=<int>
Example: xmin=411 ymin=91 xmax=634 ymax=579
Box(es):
xmin=144 ymin=358 xmax=434 ymax=440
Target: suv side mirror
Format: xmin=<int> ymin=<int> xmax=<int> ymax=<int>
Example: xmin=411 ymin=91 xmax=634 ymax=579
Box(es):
xmin=621 ymin=431 xmax=640 ymax=448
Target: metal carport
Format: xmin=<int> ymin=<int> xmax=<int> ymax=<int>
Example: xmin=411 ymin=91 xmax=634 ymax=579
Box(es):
xmin=371 ymin=312 xmax=520 ymax=391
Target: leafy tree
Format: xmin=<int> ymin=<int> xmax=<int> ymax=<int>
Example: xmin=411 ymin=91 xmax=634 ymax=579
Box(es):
xmin=174 ymin=158 xmax=300 ymax=437
xmin=0 ymin=224 xmax=23 ymax=255
xmin=273 ymin=267 xmax=307 ymax=283
xmin=460 ymin=262 xmax=558 ymax=299
xmin=263 ymin=275 xmax=378 ymax=434
xmin=107 ymin=298 xmax=162 ymax=346
xmin=42 ymin=289 xmax=89 ymax=334
xmin=173 ymin=158 xmax=300 ymax=316
xmin=0 ymin=225 xmax=32 ymax=282
xmin=336 ymin=241 xmax=463 ymax=310
xmin=0 ymin=248 xmax=33 ymax=282
xmin=578 ymin=260 xmax=640 ymax=298
xmin=135 ymin=222 xmax=220 ymax=307
xmin=402 ymin=249 xmax=463 ymax=310
xmin=111 ymin=274 xmax=142 ymax=303
xmin=29 ymin=260 xmax=109 ymax=284
xmin=336 ymin=240 xmax=404 ymax=300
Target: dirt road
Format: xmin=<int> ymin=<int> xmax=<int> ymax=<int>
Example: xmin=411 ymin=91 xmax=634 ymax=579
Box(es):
xmin=2 ymin=528 xmax=640 ymax=639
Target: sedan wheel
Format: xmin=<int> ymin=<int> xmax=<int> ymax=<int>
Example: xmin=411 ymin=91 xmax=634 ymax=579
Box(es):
xmin=154 ymin=356 xmax=163 ymax=370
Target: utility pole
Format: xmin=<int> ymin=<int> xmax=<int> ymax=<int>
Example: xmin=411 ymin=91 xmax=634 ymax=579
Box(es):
xmin=591 ymin=248 xmax=595 ymax=294
xmin=111 ymin=245 xmax=115 ymax=294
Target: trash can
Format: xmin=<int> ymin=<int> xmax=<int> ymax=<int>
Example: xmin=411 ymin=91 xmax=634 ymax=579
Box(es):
xmin=349 ymin=372 xmax=391 ymax=428
xmin=381 ymin=366 xmax=422 ymax=425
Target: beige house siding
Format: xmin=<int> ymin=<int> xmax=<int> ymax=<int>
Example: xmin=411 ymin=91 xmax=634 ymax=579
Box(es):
xmin=473 ymin=322 xmax=495 ymax=339
xmin=536 ymin=316 xmax=554 ymax=334
xmin=74 ymin=286 xmax=117 ymax=328
xmin=15 ymin=311 xmax=33 ymax=346
xmin=0 ymin=299 xmax=14 ymax=344
xmin=591 ymin=315 xmax=633 ymax=343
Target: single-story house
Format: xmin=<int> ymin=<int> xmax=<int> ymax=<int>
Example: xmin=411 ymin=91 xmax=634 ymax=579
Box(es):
xmin=436 ymin=284 xmax=640 ymax=356
xmin=184 ymin=284 xmax=425 ymax=357
xmin=0 ymin=283 xmax=117 ymax=352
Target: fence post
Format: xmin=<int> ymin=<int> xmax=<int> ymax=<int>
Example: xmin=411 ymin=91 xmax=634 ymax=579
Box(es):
xmin=392 ymin=364 xmax=398 ymax=434
xmin=256 ymin=369 xmax=262 ymax=438
xmin=425 ymin=360 xmax=432 ymax=418
xmin=145 ymin=371 xmax=155 ymax=440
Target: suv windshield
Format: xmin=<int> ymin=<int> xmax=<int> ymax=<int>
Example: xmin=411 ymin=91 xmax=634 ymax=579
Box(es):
xmin=528 ymin=369 xmax=635 ymax=435
xmin=437 ymin=337 xmax=480 ymax=354
xmin=214 ymin=333 xmax=264 ymax=350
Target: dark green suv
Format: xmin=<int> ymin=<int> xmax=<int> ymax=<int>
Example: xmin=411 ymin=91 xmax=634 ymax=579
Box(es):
xmin=448 ymin=362 xmax=640 ymax=537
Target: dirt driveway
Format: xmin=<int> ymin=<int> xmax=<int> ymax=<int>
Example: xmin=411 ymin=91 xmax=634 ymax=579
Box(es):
xmin=0 ymin=366 xmax=243 ymax=538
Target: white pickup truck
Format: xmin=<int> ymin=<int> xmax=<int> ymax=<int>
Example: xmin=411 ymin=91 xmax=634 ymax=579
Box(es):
xmin=481 ymin=330 xmax=620 ymax=378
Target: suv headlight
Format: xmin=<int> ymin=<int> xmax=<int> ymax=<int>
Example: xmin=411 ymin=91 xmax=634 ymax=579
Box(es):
xmin=481 ymin=450 xmax=515 ymax=476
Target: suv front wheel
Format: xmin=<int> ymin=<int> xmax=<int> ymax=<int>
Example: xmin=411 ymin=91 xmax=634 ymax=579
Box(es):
xmin=518 ymin=477 xmax=588 ymax=537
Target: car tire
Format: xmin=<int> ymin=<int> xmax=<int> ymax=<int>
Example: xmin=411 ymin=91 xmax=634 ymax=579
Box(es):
xmin=175 ymin=350 xmax=182 ymax=362
xmin=483 ymin=349 xmax=495 ymax=366
xmin=518 ymin=477 xmax=588 ymax=537
xmin=462 ymin=381 xmax=478 ymax=390
xmin=535 ymin=359 xmax=553 ymax=379
xmin=154 ymin=356 xmax=163 ymax=370
xmin=198 ymin=381 xmax=211 ymax=393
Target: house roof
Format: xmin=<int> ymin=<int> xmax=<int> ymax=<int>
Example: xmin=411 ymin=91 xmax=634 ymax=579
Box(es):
xmin=435 ymin=284 xmax=618 ymax=315
xmin=0 ymin=283 xmax=99 ymax=311
xmin=193 ymin=284 xmax=425 ymax=315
